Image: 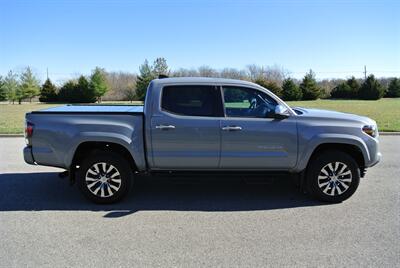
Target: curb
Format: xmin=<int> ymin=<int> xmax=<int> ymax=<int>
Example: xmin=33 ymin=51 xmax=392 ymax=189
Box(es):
xmin=1 ymin=132 xmax=400 ymax=137
xmin=379 ymin=132 xmax=400 ymax=136
xmin=0 ymin=134 xmax=24 ymax=137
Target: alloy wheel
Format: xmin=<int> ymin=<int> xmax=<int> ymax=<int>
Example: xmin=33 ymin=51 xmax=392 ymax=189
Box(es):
xmin=317 ymin=162 xmax=353 ymax=196
xmin=85 ymin=162 xmax=122 ymax=198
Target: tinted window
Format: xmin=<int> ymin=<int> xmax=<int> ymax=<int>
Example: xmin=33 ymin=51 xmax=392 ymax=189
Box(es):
xmin=223 ymin=86 xmax=278 ymax=118
xmin=162 ymin=85 xmax=220 ymax=117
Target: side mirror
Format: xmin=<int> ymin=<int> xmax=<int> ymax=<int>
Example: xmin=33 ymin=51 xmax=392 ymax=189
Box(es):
xmin=273 ymin=104 xmax=289 ymax=119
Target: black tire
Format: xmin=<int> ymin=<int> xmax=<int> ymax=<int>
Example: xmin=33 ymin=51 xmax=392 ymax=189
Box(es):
xmin=306 ymin=150 xmax=360 ymax=203
xmin=76 ymin=151 xmax=133 ymax=204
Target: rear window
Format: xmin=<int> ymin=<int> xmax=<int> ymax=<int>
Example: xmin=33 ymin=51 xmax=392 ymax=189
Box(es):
xmin=161 ymin=85 xmax=220 ymax=117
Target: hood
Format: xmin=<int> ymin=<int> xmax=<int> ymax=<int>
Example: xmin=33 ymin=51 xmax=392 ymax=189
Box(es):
xmin=293 ymin=107 xmax=376 ymax=125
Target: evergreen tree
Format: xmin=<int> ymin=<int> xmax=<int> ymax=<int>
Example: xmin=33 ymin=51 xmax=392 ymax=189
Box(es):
xmin=0 ymin=76 xmax=6 ymax=101
xmin=282 ymin=78 xmax=302 ymax=101
xmin=331 ymin=82 xmax=352 ymax=99
xmin=254 ymin=78 xmax=282 ymax=97
xmin=39 ymin=78 xmax=58 ymax=102
xmin=89 ymin=67 xmax=108 ymax=102
xmin=153 ymin=57 xmax=169 ymax=77
xmin=3 ymin=71 xmax=19 ymax=104
xmin=300 ymin=70 xmax=321 ymax=100
xmin=346 ymin=76 xmax=360 ymax=98
xmin=58 ymin=81 xmax=76 ymax=103
xmin=135 ymin=59 xmax=155 ymax=101
xmin=386 ymin=78 xmax=400 ymax=98
xmin=77 ymin=75 xmax=96 ymax=103
xmin=359 ymin=75 xmax=385 ymax=100
xmin=20 ymin=67 xmax=40 ymax=103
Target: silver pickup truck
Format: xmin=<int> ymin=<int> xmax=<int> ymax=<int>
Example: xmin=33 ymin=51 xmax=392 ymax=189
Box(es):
xmin=24 ymin=77 xmax=381 ymax=203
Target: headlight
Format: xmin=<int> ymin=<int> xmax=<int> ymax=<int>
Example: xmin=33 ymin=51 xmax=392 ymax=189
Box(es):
xmin=362 ymin=125 xmax=377 ymax=137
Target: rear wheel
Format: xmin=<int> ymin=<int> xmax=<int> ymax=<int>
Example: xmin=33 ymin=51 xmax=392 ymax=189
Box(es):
xmin=76 ymin=151 xmax=133 ymax=204
xmin=306 ymin=150 xmax=360 ymax=202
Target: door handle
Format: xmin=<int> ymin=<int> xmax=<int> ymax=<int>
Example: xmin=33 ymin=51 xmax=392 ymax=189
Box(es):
xmin=155 ymin=125 xmax=176 ymax=130
xmin=221 ymin=126 xmax=242 ymax=131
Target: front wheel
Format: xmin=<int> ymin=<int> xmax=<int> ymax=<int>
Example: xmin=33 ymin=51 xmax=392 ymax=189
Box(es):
xmin=76 ymin=151 xmax=133 ymax=204
xmin=306 ymin=150 xmax=360 ymax=202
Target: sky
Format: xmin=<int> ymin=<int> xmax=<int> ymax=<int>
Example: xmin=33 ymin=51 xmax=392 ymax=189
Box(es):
xmin=0 ymin=0 xmax=399 ymax=83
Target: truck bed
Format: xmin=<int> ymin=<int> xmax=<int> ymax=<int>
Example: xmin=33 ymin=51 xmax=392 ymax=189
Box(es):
xmin=32 ymin=104 xmax=144 ymax=114
xmin=25 ymin=104 xmax=146 ymax=170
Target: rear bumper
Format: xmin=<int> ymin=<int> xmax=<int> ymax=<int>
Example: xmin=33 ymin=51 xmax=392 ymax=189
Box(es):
xmin=23 ymin=146 xmax=35 ymax=165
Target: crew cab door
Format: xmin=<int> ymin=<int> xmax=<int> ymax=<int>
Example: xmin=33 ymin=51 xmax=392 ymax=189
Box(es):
xmin=219 ymin=86 xmax=297 ymax=169
xmin=150 ymin=85 xmax=223 ymax=169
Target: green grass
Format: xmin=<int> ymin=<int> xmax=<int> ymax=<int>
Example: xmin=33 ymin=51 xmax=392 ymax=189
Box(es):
xmin=0 ymin=99 xmax=399 ymax=133
xmin=0 ymin=101 xmax=142 ymax=134
xmin=0 ymin=103 xmax=59 ymax=134
xmin=287 ymin=98 xmax=400 ymax=132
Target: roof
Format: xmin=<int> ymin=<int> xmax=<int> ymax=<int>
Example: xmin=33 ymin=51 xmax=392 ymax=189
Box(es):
xmin=151 ymin=77 xmax=260 ymax=87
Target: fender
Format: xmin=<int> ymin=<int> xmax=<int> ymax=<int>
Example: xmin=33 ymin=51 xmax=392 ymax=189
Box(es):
xmin=64 ymin=131 xmax=146 ymax=171
xmin=294 ymin=133 xmax=370 ymax=172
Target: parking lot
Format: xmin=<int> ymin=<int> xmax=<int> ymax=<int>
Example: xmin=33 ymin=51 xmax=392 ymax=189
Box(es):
xmin=0 ymin=137 xmax=399 ymax=267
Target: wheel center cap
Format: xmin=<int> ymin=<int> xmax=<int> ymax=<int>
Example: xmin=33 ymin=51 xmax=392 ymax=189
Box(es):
xmin=100 ymin=176 xmax=108 ymax=183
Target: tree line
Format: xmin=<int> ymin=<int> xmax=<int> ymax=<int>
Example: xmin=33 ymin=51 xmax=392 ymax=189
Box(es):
xmin=1 ymin=58 xmax=399 ymax=104
xmin=0 ymin=67 xmax=109 ymax=104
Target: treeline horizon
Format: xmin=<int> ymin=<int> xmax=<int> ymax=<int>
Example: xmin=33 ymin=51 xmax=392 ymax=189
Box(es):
xmin=1 ymin=57 xmax=399 ymax=103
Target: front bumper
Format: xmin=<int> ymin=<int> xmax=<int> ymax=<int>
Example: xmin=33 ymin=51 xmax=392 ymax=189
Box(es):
xmin=368 ymin=152 xmax=381 ymax=168
xmin=23 ymin=146 xmax=35 ymax=165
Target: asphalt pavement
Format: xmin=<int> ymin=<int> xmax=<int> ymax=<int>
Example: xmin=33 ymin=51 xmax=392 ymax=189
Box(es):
xmin=0 ymin=137 xmax=399 ymax=267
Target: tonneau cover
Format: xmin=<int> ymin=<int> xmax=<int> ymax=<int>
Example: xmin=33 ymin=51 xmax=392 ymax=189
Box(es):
xmin=32 ymin=105 xmax=144 ymax=114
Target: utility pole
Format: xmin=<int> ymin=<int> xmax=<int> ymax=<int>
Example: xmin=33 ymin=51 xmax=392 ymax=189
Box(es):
xmin=363 ymin=65 xmax=367 ymax=80
xmin=46 ymin=68 xmax=49 ymax=80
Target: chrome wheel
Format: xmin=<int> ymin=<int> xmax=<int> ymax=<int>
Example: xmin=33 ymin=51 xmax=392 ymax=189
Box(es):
xmin=85 ymin=162 xmax=122 ymax=198
xmin=318 ymin=162 xmax=352 ymax=196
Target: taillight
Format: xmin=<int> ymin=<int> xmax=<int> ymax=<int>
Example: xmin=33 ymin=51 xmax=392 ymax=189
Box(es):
xmin=25 ymin=121 xmax=34 ymax=138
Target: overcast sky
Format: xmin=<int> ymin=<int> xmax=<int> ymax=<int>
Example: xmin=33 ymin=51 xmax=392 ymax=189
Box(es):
xmin=0 ymin=0 xmax=399 ymax=82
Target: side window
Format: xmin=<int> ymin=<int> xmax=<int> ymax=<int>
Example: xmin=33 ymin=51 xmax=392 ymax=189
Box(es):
xmin=161 ymin=85 xmax=220 ymax=117
xmin=223 ymin=86 xmax=278 ymax=118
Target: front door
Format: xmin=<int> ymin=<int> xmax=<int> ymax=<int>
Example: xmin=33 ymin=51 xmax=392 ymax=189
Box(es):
xmin=150 ymin=85 xmax=223 ymax=169
xmin=220 ymin=86 xmax=297 ymax=169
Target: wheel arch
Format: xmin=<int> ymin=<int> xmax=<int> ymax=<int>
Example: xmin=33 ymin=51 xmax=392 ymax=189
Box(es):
xmin=70 ymin=141 xmax=138 ymax=172
xmin=307 ymin=143 xmax=365 ymax=172
xmin=296 ymin=134 xmax=369 ymax=174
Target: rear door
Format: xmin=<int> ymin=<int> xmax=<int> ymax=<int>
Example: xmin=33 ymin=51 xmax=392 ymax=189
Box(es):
xmin=220 ymin=86 xmax=297 ymax=169
xmin=150 ymin=85 xmax=223 ymax=169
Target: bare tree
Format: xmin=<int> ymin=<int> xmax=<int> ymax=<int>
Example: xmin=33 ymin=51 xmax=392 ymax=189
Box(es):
xmin=198 ymin=66 xmax=218 ymax=77
xmin=123 ymin=83 xmax=136 ymax=102
xmin=104 ymin=71 xmax=136 ymax=101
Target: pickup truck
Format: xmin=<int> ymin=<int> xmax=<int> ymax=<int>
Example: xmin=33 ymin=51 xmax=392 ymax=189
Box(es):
xmin=24 ymin=77 xmax=381 ymax=204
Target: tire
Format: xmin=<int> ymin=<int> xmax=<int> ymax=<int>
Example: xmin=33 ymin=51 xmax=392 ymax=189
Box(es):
xmin=76 ymin=151 xmax=133 ymax=204
xmin=306 ymin=150 xmax=360 ymax=203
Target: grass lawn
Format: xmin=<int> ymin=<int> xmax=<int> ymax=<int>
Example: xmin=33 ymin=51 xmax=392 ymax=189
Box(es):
xmin=0 ymin=99 xmax=399 ymax=133
xmin=287 ymin=98 xmax=400 ymax=132
xmin=0 ymin=101 xmax=142 ymax=134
